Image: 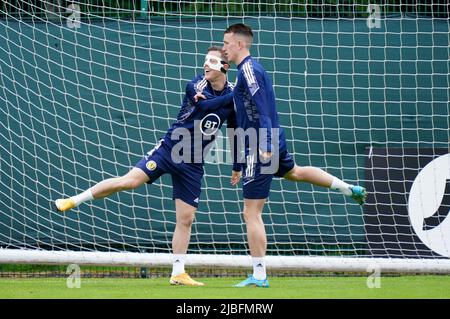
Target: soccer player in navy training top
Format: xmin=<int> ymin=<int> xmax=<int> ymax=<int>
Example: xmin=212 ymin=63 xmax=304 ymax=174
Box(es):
xmin=222 ymin=24 xmax=367 ymax=288
xmin=54 ymin=46 xmax=237 ymax=286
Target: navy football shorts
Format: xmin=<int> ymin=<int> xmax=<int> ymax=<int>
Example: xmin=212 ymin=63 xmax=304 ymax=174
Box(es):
xmin=134 ymin=140 xmax=204 ymax=208
xmin=242 ymin=148 xmax=295 ymax=200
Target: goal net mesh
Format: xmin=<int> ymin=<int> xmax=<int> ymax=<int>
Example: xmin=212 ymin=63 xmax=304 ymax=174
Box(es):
xmin=0 ymin=1 xmax=449 ymax=269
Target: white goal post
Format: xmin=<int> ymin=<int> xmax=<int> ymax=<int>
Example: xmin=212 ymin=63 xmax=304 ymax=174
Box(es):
xmin=0 ymin=1 xmax=449 ymax=273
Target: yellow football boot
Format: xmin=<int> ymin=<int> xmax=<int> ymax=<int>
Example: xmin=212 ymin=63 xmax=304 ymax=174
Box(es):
xmin=54 ymin=198 xmax=76 ymax=212
xmin=169 ymin=273 xmax=204 ymax=286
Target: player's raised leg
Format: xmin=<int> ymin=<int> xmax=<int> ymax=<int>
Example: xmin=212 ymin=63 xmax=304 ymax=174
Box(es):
xmin=169 ymin=199 xmax=204 ymax=286
xmin=54 ymin=168 xmax=149 ymax=212
xmin=234 ymin=198 xmax=270 ymax=288
xmin=283 ymin=165 xmax=367 ymax=205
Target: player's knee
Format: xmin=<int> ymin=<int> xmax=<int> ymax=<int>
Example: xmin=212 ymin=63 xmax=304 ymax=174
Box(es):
xmin=242 ymin=211 xmax=252 ymax=224
xmin=242 ymin=209 xmax=261 ymax=224
xmin=287 ymin=165 xmax=314 ymax=182
xmin=285 ymin=165 xmax=307 ymax=181
xmin=243 ymin=199 xmax=265 ymax=224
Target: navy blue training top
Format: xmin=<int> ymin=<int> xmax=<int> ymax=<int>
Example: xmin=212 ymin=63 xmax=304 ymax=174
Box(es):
xmin=162 ymin=74 xmax=239 ymax=168
xmin=232 ymin=55 xmax=287 ymax=155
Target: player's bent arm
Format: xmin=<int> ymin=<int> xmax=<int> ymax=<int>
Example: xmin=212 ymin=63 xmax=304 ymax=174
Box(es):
xmin=186 ymin=82 xmax=234 ymax=111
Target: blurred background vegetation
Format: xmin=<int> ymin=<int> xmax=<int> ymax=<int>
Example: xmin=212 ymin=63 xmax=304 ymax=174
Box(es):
xmin=1 ymin=1 xmax=449 ymax=19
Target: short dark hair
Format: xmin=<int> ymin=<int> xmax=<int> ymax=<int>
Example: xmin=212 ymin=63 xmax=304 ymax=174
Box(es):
xmin=224 ymin=23 xmax=253 ymax=38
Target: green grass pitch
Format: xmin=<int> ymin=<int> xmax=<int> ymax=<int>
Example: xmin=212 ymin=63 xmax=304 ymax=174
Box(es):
xmin=1 ymin=275 xmax=449 ymax=299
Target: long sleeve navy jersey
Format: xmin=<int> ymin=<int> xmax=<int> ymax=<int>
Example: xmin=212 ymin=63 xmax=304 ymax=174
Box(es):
xmin=162 ymin=75 xmax=238 ymax=167
xmin=233 ymin=55 xmax=287 ymax=155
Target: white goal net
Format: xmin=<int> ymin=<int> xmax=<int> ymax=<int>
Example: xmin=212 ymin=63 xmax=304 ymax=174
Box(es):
xmin=0 ymin=1 xmax=449 ymax=273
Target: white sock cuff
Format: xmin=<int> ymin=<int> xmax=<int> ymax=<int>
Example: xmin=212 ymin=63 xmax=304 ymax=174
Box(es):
xmin=173 ymin=254 xmax=186 ymax=263
xmin=171 ymin=254 xmax=186 ymax=276
xmin=252 ymin=257 xmax=265 ymax=265
xmin=252 ymin=257 xmax=267 ymax=280
xmin=331 ymin=177 xmax=352 ymax=196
